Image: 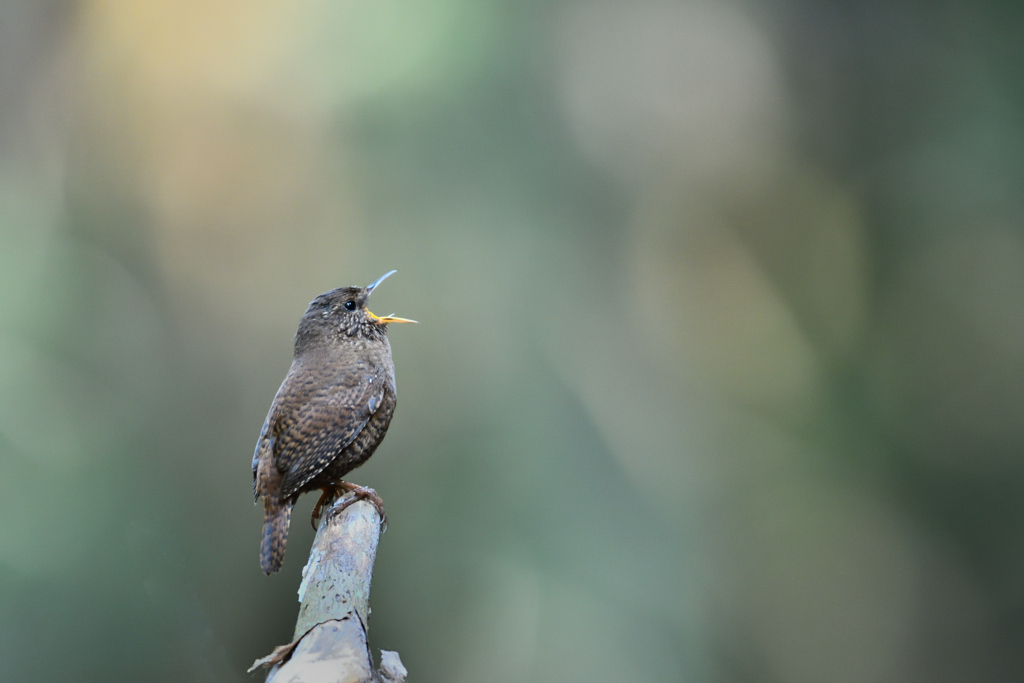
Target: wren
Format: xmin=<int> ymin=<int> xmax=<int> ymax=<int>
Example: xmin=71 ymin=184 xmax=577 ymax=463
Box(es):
xmin=253 ymin=271 xmax=415 ymax=574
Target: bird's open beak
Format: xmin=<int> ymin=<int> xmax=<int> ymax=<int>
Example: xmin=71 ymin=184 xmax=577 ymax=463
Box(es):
xmin=367 ymin=311 xmax=418 ymax=324
xmin=365 ymin=271 xmax=418 ymax=324
xmin=366 ymin=270 xmax=397 ymax=294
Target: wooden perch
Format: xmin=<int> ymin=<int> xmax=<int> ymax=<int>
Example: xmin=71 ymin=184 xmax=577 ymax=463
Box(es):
xmin=250 ymin=494 xmax=407 ymax=683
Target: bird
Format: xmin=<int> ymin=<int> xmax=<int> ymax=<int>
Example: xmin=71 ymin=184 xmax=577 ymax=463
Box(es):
xmin=253 ymin=271 xmax=416 ymax=575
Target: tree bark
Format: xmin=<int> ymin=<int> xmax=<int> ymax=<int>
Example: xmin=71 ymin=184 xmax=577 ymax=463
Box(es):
xmin=249 ymin=494 xmax=406 ymax=683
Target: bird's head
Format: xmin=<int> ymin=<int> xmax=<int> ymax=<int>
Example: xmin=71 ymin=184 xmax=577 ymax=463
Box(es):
xmin=295 ymin=271 xmax=416 ymax=351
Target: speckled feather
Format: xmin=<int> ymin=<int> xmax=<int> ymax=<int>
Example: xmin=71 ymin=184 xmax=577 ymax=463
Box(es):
xmin=272 ymin=350 xmax=391 ymax=498
xmin=253 ymin=281 xmax=406 ymax=574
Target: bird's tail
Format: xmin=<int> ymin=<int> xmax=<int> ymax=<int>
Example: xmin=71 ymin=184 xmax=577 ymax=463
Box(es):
xmin=260 ymin=499 xmax=292 ymax=575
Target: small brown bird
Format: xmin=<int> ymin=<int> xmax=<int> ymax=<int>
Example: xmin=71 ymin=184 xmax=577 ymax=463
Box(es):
xmin=253 ymin=271 xmax=415 ymax=574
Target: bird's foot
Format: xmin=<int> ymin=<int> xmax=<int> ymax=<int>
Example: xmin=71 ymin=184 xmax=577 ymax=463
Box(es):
xmin=325 ymin=482 xmax=388 ymax=532
xmin=310 ymin=486 xmax=342 ymax=530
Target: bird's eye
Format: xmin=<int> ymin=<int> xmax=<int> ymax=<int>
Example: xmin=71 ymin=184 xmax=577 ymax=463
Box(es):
xmin=344 ymin=301 xmax=357 ymax=311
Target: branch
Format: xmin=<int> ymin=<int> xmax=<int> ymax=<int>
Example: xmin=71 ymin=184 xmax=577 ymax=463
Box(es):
xmin=249 ymin=495 xmax=407 ymax=683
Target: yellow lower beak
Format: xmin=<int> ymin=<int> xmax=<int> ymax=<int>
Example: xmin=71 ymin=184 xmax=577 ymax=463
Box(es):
xmin=367 ymin=310 xmax=418 ymax=324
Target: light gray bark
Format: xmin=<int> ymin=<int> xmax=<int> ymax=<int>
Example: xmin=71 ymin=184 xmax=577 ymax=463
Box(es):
xmin=249 ymin=495 xmax=406 ymax=683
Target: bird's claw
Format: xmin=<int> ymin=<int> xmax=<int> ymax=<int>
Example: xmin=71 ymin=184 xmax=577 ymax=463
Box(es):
xmin=310 ymin=487 xmax=338 ymax=530
xmin=313 ymin=482 xmax=388 ymax=532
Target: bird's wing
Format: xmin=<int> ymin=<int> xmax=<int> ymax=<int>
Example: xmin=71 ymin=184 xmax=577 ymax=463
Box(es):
xmin=274 ymin=361 xmax=389 ymax=500
xmin=253 ymin=421 xmax=273 ymax=501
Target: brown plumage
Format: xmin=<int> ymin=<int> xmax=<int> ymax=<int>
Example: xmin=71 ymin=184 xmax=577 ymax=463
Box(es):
xmin=253 ymin=271 xmax=415 ymax=574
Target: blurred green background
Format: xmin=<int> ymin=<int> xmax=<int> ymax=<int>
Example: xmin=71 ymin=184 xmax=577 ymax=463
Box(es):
xmin=2 ymin=0 xmax=1024 ymax=681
